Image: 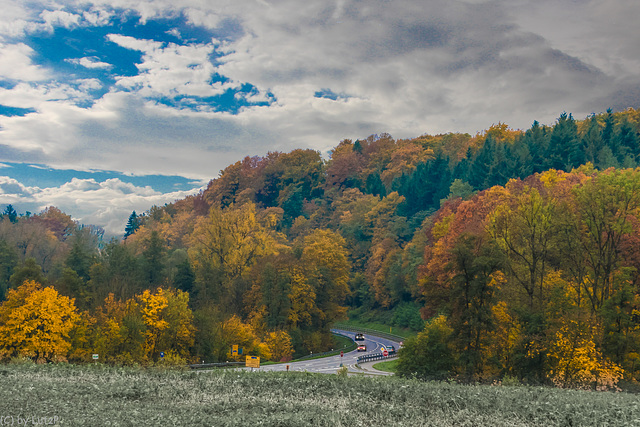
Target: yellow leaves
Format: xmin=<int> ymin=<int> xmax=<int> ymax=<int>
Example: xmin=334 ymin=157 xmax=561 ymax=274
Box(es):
xmin=546 ymin=320 xmax=623 ymax=390
xmin=431 ymin=213 xmax=455 ymax=241
xmin=189 ymin=202 xmax=283 ymax=285
xmin=0 ymin=280 xmax=79 ymax=362
xmin=137 ymin=288 xmax=169 ymax=332
xmin=488 ymin=301 xmax=522 ymax=369
xmin=301 ymin=229 xmax=351 ymax=318
xmin=288 ymin=269 xmax=318 ymax=328
xmin=94 ymin=288 xmax=195 ymax=364
xmin=483 ymin=122 xmax=520 ymax=144
xmin=264 ymin=330 xmax=293 ymax=362
xmin=539 ymin=169 xmax=568 ymax=188
xmin=222 ymin=315 xmax=272 ymax=360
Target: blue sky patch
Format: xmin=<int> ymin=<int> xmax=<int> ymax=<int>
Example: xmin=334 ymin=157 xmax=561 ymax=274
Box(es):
xmin=0 ymin=162 xmax=206 ymax=193
xmin=0 ymin=105 xmax=37 ymax=117
xmin=314 ymin=88 xmax=349 ymax=101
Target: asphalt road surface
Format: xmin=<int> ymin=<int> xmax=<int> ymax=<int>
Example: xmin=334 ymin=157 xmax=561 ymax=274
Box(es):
xmin=241 ymin=329 xmax=402 ymax=376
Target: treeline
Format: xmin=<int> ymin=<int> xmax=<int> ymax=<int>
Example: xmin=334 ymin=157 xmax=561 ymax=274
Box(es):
xmin=0 ymin=108 xmax=639 ymax=380
xmin=397 ymin=166 xmax=640 ymax=389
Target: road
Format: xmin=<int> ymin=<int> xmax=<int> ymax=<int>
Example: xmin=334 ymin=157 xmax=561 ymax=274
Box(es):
xmin=241 ymin=329 xmax=402 ymax=376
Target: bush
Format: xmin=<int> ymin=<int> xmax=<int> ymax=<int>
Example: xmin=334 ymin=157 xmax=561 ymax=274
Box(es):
xmin=396 ymin=315 xmax=455 ymax=380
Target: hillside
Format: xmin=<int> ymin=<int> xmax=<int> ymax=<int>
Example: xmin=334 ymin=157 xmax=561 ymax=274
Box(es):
xmin=1 ymin=108 xmax=640 ymax=388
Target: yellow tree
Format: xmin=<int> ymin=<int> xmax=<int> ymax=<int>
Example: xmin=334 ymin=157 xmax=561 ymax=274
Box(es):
xmin=264 ymin=330 xmax=294 ymax=362
xmin=301 ymin=229 xmax=350 ymax=325
xmin=547 ymin=320 xmax=623 ymax=390
xmin=0 ymin=280 xmax=79 ymax=362
xmin=93 ymin=293 xmax=146 ymax=364
xmin=221 ymin=314 xmax=271 ymax=360
xmin=156 ymin=288 xmax=195 ymax=360
xmin=189 ymin=202 xmax=284 ymax=310
xmin=287 ymin=267 xmax=321 ymax=329
xmin=136 ymin=287 xmax=169 ymax=360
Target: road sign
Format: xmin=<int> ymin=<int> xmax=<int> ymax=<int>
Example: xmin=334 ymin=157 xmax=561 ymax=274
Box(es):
xmin=340 ymin=351 xmax=343 ymax=357
xmin=383 ymin=350 xmax=388 ymax=357
xmin=246 ymin=356 xmax=260 ymax=368
xmin=232 ymin=345 xmax=238 ymax=355
xmin=160 ymin=352 xmax=164 ymax=358
xmin=92 ymin=354 xmax=99 ymax=360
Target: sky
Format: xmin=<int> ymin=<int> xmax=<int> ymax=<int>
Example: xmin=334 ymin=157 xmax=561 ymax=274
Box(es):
xmin=0 ymin=0 xmax=639 ymax=237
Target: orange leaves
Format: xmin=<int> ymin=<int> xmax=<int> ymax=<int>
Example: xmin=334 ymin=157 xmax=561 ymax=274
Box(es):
xmin=0 ymin=280 xmax=79 ymax=362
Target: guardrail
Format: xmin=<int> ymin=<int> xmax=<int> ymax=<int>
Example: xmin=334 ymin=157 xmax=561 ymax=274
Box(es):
xmin=357 ymin=351 xmax=397 ymax=364
xmin=333 ymin=323 xmax=405 ymax=343
xmin=294 ymin=330 xmax=358 ymax=361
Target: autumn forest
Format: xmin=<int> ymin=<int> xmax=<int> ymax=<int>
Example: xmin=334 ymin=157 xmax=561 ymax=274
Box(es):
xmin=2 ymin=108 xmax=640 ymax=390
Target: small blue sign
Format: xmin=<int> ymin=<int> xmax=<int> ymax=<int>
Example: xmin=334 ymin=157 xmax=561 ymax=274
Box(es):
xmin=160 ymin=352 xmax=165 ymax=358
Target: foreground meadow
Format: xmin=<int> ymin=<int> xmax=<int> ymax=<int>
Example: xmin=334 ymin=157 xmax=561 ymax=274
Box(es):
xmin=2 ymin=363 xmax=639 ymax=426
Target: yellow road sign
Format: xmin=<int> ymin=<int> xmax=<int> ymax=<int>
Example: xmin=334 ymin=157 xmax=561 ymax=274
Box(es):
xmin=232 ymin=345 xmax=238 ymax=355
xmin=246 ymin=356 xmax=260 ymax=368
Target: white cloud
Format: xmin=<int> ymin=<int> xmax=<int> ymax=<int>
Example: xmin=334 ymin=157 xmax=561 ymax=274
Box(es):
xmin=0 ymin=43 xmax=49 ymax=81
xmin=0 ymin=175 xmax=204 ymax=236
xmin=39 ymin=9 xmax=81 ymax=31
xmin=0 ymin=0 xmax=639 ymax=232
xmin=67 ymin=56 xmax=113 ymax=70
xmin=107 ymin=34 xmax=230 ymax=100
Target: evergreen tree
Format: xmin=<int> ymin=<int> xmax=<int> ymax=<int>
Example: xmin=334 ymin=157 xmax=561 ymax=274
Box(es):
xmin=485 ymin=141 xmax=509 ymax=188
xmin=174 ymin=258 xmax=195 ymax=295
xmin=365 ymin=172 xmax=386 ymax=198
xmin=581 ymin=115 xmax=604 ymax=167
xmin=2 ymin=205 xmax=17 ymax=223
xmin=602 ymin=108 xmax=615 ymax=148
xmin=124 ymin=211 xmax=140 ymax=239
xmin=613 ymin=117 xmax=639 ymax=165
xmin=142 ymin=230 xmax=165 ymax=286
xmin=523 ymin=120 xmax=550 ymax=174
xmin=468 ymin=135 xmax=495 ymax=190
xmin=0 ymin=240 xmax=17 ymax=300
xmin=507 ymin=135 xmax=533 ymax=179
xmin=65 ymin=240 xmax=94 ymax=281
xmin=547 ymin=112 xmax=582 ymax=171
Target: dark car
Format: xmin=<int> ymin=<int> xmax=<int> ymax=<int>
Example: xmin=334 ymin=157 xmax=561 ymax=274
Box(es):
xmin=357 ymin=344 xmax=367 ymax=352
xmin=355 ymin=333 xmax=365 ymax=341
xmin=387 ymin=345 xmax=396 ymax=354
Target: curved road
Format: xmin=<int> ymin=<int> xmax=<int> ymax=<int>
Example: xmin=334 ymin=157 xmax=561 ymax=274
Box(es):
xmin=243 ymin=329 xmax=402 ymax=376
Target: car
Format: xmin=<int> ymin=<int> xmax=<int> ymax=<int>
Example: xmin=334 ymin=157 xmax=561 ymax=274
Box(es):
xmin=355 ymin=333 xmax=365 ymax=341
xmin=357 ymin=344 xmax=367 ymax=352
xmin=387 ymin=345 xmax=396 ymax=354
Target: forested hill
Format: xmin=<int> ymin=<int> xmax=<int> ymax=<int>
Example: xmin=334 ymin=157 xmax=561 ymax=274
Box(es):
xmin=1 ymin=108 xmax=640 ymax=387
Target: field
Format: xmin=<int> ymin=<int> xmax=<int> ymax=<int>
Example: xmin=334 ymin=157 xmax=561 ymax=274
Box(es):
xmin=2 ymin=363 xmax=639 ymax=426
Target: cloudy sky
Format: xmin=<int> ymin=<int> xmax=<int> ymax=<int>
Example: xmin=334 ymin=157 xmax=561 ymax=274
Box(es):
xmin=0 ymin=0 xmax=639 ymax=236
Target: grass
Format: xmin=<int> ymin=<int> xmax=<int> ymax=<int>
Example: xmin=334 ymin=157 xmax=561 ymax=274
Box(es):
xmin=2 ymin=363 xmax=639 ymax=426
xmin=372 ymin=358 xmax=398 ymax=373
xmin=335 ymin=319 xmax=417 ymax=339
xmin=333 ymin=333 xmax=355 ymax=351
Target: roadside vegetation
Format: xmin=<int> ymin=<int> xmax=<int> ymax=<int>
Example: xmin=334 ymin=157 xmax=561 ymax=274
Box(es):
xmin=372 ymin=358 xmax=399 ymax=373
xmin=2 ymin=363 xmax=638 ymax=426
